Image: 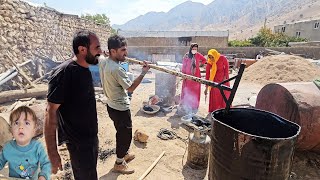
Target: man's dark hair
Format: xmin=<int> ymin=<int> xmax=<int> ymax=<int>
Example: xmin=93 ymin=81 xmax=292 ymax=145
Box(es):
xmin=108 ymin=35 xmax=127 ymax=51
xmin=72 ymin=30 xmax=96 ymax=55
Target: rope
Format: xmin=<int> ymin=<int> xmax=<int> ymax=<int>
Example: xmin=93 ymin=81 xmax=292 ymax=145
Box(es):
xmin=157 ymin=128 xmax=188 ymax=167
xmin=157 ymin=128 xmax=176 ymax=140
xmin=157 ymin=128 xmax=187 ymax=142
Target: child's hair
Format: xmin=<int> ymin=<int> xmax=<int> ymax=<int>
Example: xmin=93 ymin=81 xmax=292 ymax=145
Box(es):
xmin=9 ymin=106 xmax=37 ymax=125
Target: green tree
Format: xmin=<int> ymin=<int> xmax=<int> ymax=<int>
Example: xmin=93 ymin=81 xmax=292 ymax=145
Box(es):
xmin=81 ymin=13 xmax=110 ymax=25
xmin=249 ymin=27 xmax=307 ymax=47
xmin=228 ymin=39 xmax=253 ymax=47
xmin=249 ymin=27 xmax=274 ymax=47
xmin=111 ymin=28 xmax=117 ymax=35
xmin=81 ymin=13 xmax=117 ymax=35
xmin=228 ymin=27 xmax=307 ymax=47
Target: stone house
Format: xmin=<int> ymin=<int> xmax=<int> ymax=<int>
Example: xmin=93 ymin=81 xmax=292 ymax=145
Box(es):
xmin=274 ymin=19 xmax=320 ymax=41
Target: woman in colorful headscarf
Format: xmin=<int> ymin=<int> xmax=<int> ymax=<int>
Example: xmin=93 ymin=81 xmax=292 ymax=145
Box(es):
xmin=204 ymin=49 xmax=230 ymax=112
xmin=179 ymin=43 xmax=206 ymax=114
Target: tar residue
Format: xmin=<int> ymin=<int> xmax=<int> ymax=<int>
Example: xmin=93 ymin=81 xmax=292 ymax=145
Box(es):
xmin=98 ymin=148 xmax=116 ymax=162
xmin=212 ymin=108 xmax=299 ymax=139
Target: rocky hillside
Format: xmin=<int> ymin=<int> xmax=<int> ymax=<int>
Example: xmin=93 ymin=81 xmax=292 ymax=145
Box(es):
xmin=113 ymin=0 xmax=320 ymax=39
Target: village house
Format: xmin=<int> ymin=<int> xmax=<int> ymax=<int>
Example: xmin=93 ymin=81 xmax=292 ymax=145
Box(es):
xmin=274 ymin=19 xmax=320 ymax=41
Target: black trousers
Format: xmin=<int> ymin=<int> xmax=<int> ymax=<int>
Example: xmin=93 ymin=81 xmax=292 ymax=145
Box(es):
xmin=107 ymin=105 xmax=132 ymax=159
xmin=66 ymin=137 xmax=98 ymax=180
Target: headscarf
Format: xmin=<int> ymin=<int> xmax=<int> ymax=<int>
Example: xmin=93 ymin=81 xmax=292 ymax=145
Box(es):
xmin=187 ymin=43 xmax=198 ymax=75
xmin=188 ymin=43 xmax=198 ymax=58
xmin=207 ymin=49 xmax=221 ymax=90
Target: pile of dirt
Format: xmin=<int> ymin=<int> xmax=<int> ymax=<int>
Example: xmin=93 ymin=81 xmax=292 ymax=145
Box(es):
xmin=242 ymin=55 xmax=320 ymax=85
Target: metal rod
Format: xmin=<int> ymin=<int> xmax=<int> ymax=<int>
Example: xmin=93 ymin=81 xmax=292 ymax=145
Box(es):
xmin=0 ymin=71 xmax=18 ymax=87
xmin=218 ymin=75 xmax=237 ymax=86
xmin=224 ymin=63 xmax=246 ymax=113
xmin=0 ymin=68 xmax=16 ymax=82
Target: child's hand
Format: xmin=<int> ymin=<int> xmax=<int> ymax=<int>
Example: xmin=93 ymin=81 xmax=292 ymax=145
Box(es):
xmin=38 ymin=176 xmax=46 ymax=180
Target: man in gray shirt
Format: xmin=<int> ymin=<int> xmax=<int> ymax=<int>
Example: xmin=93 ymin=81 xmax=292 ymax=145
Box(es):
xmin=99 ymin=35 xmax=150 ymax=174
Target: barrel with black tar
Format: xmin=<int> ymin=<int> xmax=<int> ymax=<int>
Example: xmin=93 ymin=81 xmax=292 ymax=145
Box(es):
xmin=209 ymin=108 xmax=301 ymax=180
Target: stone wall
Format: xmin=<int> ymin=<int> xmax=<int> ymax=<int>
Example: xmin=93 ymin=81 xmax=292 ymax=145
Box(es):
xmin=126 ymin=36 xmax=228 ymax=47
xmin=0 ymin=0 xmax=111 ymax=83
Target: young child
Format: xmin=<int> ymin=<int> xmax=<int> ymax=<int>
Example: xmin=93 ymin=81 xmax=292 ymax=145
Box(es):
xmin=0 ymin=106 xmax=51 ymax=180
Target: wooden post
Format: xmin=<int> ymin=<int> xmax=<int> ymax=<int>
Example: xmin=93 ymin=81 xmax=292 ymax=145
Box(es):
xmin=6 ymin=51 xmax=34 ymax=88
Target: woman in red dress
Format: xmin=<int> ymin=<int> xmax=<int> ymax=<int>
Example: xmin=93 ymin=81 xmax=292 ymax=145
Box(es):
xmin=179 ymin=43 xmax=206 ymax=114
xmin=204 ymin=49 xmax=230 ymax=112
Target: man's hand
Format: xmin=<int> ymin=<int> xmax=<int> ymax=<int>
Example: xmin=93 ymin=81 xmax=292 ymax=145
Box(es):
xmin=141 ymin=61 xmax=150 ymax=75
xmin=49 ymin=151 xmax=62 ymax=174
xmin=128 ymin=61 xmax=150 ymax=93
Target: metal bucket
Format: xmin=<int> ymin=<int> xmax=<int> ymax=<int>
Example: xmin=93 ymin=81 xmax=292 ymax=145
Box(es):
xmin=155 ymin=72 xmax=176 ymax=106
xmin=209 ymin=108 xmax=301 ymax=180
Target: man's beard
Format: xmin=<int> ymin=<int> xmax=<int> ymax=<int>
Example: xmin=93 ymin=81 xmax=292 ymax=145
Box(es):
xmin=116 ymin=55 xmax=126 ymax=62
xmin=86 ymin=51 xmax=99 ymax=65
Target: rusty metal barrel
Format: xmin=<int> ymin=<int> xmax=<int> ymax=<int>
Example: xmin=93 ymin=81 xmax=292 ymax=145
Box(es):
xmin=209 ymin=108 xmax=300 ymax=180
xmin=255 ymin=82 xmax=320 ymax=152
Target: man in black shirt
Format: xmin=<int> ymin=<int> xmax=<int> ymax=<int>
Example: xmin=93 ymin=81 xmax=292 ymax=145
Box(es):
xmin=45 ymin=30 xmax=102 ymax=180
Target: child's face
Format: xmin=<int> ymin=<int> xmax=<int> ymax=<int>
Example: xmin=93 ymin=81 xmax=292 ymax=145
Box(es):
xmin=11 ymin=112 xmax=36 ymax=147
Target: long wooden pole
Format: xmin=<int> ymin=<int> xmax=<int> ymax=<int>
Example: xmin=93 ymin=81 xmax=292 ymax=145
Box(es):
xmin=138 ymin=151 xmax=165 ymax=180
xmin=125 ymin=57 xmax=231 ymax=90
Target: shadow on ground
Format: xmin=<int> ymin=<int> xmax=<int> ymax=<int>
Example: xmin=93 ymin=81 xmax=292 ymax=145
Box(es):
xmin=182 ymin=164 xmax=207 ymax=180
xmin=99 ymin=169 xmax=120 ymax=180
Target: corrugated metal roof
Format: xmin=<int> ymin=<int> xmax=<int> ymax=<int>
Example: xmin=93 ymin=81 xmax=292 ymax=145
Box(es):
xmin=118 ymin=30 xmax=229 ymax=38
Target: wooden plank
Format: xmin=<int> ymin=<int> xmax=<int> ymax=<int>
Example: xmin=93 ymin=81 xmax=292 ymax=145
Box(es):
xmin=6 ymin=51 xmax=34 ymax=88
xmin=138 ymin=151 xmax=165 ymax=180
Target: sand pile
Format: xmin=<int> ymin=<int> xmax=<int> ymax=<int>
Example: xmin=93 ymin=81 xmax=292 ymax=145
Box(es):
xmin=242 ymin=55 xmax=320 ymax=85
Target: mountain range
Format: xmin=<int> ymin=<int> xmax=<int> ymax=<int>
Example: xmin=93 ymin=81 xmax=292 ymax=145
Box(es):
xmin=113 ymin=0 xmax=320 ymax=40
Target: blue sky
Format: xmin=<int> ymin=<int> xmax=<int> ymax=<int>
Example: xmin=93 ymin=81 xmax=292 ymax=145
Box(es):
xmin=23 ymin=0 xmax=212 ymax=25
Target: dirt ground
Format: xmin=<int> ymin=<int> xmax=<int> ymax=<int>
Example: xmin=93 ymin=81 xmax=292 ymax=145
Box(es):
xmin=0 ymin=65 xmax=320 ymax=180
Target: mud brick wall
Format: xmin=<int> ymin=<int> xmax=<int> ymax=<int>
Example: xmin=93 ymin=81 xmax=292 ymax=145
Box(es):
xmin=126 ymin=36 xmax=228 ymax=48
